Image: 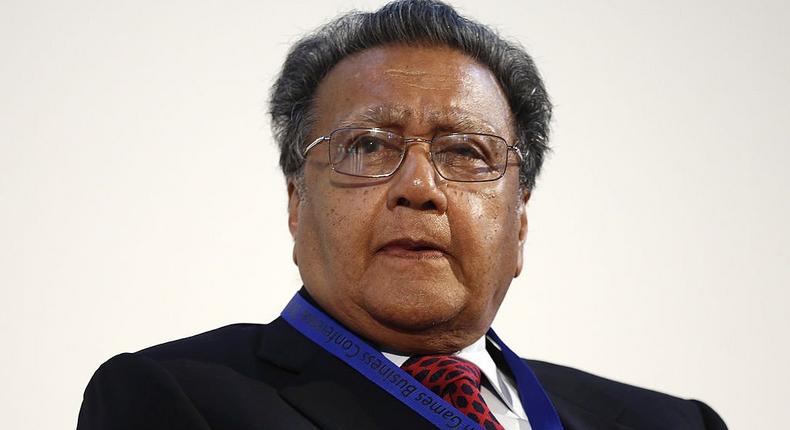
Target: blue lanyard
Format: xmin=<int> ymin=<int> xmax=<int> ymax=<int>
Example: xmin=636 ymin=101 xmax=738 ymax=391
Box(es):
xmin=486 ymin=330 xmax=563 ymax=430
xmin=281 ymin=293 xmax=563 ymax=430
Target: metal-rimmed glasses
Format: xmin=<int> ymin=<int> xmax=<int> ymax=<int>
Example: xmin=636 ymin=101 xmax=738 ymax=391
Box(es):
xmin=302 ymin=127 xmax=523 ymax=182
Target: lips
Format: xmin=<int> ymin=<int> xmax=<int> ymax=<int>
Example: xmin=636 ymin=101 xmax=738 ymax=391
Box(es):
xmin=376 ymin=238 xmax=448 ymax=259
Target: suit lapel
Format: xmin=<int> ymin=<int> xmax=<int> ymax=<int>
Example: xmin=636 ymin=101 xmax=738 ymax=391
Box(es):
xmin=257 ymin=318 xmax=435 ymax=430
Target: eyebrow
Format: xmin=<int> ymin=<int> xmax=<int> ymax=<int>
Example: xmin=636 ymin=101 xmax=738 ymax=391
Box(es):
xmin=336 ymin=104 xmax=499 ymax=135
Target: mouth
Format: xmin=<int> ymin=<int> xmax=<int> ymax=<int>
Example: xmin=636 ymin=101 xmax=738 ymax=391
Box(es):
xmin=376 ymin=238 xmax=447 ymax=260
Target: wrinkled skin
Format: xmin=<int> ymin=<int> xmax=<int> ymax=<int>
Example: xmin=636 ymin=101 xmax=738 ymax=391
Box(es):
xmin=288 ymin=45 xmax=530 ymax=355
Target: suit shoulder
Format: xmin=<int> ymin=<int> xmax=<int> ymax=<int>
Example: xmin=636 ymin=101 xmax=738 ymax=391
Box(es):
xmin=137 ymin=323 xmax=264 ymax=367
xmin=526 ymin=359 xmax=727 ymax=429
xmin=527 ymin=359 xmax=679 ymax=401
xmin=78 ymin=353 xmax=212 ymax=430
xmin=91 ymin=352 xmax=168 ymax=382
xmin=84 ymin=352 xmax=188 ymax=397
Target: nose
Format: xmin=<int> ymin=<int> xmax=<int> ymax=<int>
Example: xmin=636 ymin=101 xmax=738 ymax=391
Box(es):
xmin=385 ymin=143 xmax=448 ymax=214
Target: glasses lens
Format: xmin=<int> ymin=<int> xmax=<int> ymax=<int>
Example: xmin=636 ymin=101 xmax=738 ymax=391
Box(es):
xmin=329 ymin=128 xmax=404 ymax=177
xmin=432 ymin=134 xmax=508 ymax=181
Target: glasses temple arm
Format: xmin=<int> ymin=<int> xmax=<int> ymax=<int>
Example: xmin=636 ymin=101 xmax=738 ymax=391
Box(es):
xmin=303 ymin=136 xmax=328 ymax=156
xmin=509 ymin=145 xmax=525 ymax=162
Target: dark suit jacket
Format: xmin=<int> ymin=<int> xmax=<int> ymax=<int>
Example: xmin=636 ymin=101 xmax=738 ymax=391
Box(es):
xmin=77 ymin=319 xmax=727 ymax=429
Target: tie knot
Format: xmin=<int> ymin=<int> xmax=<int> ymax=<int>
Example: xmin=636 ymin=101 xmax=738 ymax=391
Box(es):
xmin=401 ymin=355 xmax=482 ymax=397
xmin=401 ymin=354 xmax=506 ymax=430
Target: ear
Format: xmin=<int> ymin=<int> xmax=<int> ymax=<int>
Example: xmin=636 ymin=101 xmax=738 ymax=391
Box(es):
xmin=287 ymin=180 xmax=301 ymax=265
xmin=514 ymin=190 xmax=531 ymax=278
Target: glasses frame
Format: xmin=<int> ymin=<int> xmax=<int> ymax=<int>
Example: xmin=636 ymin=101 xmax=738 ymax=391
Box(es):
xmin=302 ymin=127 xmax=524 ymax=183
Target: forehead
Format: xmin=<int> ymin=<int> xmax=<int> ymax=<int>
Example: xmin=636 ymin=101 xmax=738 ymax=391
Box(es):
xmin=311 ymin=45 xmax=514 ymax=139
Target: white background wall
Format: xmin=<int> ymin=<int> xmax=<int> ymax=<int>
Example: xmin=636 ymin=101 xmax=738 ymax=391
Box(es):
xmin=1 ymin=0 xmax=787 ymax=428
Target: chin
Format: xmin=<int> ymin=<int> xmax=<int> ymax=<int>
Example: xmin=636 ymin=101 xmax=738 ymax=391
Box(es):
xmin=359 ymin=280 xmax=467 ymax=332
xmin=376 ymin=322 xmax=484 ymax=355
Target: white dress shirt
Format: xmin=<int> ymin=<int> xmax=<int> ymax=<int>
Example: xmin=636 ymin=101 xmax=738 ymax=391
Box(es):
xmin=383 ymin=336 xmax=532 ymax=430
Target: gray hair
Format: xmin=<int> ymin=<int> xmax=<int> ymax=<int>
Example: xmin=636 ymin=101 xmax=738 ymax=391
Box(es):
xmin=269 ymin=0 xmax=552 ymax=190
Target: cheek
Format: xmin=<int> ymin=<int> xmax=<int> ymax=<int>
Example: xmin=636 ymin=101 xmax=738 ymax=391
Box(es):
xmin=306 ymin=186 xmax=383 ymax=277
xmin=449 ymin=188 xmax=521 ymax=281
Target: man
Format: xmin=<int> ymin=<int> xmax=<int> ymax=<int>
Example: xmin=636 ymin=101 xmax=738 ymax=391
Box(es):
xmin=77 ymin=1 xmax=727 ymax=429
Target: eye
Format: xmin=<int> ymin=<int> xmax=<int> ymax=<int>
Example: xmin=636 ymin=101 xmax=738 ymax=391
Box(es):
xmin=444 ymin=142 xmax=486 ymax=160
xmin=330 ymin=129 xmax=403 ymax=169
xmin=436 ymin=138 xmax=489 ymax=162
xmin=348 ymin=134 xmax=388 ymax=154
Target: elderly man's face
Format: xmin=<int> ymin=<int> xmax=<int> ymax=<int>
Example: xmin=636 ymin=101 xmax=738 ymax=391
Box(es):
xmin=288 ymin=45 xmax=528 ymax=354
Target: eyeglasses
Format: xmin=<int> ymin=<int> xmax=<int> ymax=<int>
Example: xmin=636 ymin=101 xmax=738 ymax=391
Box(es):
xmin=302 ymin=127 xmax=522 ymax=182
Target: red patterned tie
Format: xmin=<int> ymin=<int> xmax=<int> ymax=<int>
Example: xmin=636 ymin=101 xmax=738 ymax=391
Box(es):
xmin=401 ymin=355 xmax=505 ymax=430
